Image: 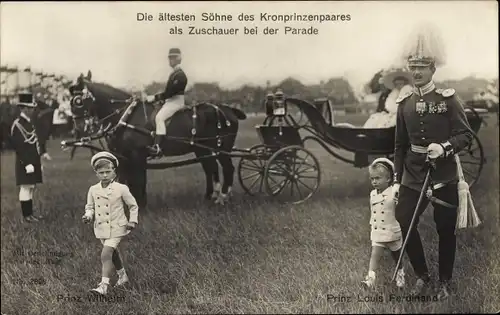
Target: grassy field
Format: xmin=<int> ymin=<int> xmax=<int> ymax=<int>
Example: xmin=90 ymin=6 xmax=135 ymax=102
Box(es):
xmin=1 ymin=113 xmax=499 ymax=315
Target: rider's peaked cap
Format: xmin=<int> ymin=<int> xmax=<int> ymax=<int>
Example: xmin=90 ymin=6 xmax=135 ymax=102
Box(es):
xmin=91 ymin=151 xmax=119 ymax=170
xmin=400 ymin=23 xmax=446 ymax=68
xmin=168 ymin=48 xmax=181 ymax=57
xmin=17 ymin=92 xmax=37 ymax=108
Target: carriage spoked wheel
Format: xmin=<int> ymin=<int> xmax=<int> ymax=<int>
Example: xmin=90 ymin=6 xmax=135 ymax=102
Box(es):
xmin=458 ymin=131 xmax=485 ymax=188
xmin=237 ymin=144 xmax=270 ymax=195
xmin=264 ymin=145 xmax=321 ymax=204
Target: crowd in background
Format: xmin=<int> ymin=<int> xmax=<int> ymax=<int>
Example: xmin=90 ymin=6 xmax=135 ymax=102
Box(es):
xmin=1 ymin=67 xmax=498 ymax=151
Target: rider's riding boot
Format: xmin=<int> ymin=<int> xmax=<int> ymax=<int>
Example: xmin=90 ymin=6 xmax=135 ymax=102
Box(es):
xmin=149 ymin=135 xmax=162 ymax=156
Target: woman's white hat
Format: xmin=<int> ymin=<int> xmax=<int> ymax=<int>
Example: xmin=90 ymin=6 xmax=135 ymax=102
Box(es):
xmin=381 ymin=67 xmax=413 ymax=90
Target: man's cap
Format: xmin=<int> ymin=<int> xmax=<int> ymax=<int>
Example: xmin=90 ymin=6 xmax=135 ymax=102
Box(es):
xmin=168 ymin=48 xmax=181 ymax=57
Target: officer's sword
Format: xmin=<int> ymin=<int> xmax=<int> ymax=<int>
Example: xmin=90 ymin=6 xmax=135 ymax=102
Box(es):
xmin=391 ymin=157 xmax=435 ymax=282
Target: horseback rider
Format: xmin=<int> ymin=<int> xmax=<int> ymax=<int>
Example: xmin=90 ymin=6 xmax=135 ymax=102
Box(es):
xmin=147 ymin=47 xmax=188 ymax=156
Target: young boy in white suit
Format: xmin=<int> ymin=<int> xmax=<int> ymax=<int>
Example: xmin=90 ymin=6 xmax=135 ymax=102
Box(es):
xmin=362 ymin=158 xmax=405 ymax=288
xmin=82 ymin=151 xmax=139 ymax=295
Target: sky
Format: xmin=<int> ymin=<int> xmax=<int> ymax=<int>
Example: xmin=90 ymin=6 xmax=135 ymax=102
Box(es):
xmin=1 ymin=1 xmax=498 ymax=94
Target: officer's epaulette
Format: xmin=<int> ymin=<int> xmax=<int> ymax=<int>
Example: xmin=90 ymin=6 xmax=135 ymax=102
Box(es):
xmin=396 ymin=90 xmax=413 ymax=103
xmin=436 ymin=88 xmax=455 ymax=98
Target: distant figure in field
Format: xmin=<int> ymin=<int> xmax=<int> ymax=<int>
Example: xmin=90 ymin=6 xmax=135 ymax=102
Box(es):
xmin=10 ymin=92 xmax=52 ymax=223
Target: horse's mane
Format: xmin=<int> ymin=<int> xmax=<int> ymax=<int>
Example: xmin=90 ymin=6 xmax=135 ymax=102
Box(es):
xmin=86 ymin=81 xmax=132 ymax=102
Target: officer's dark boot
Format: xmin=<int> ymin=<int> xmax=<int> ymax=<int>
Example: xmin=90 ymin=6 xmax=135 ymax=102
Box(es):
xmin=149 ymin=135 xmax=163 ymax=157
xmin=21 ymin=200 xmax=39 ymax=223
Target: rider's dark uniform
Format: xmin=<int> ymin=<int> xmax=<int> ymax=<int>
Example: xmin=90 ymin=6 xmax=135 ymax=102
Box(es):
xmin=153 ymin=64 xmax=187 ymax=103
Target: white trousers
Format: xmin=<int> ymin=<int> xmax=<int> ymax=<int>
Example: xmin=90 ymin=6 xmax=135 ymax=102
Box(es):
xmin=19 ymin=185 xmax=35 ymax=201
xmin=155 ymin=95 xmax=185 ymax=135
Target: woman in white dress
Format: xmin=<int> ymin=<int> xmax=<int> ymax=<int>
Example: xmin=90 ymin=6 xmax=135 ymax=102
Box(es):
xmin=363 ymin=68 xmax=413 ymax=128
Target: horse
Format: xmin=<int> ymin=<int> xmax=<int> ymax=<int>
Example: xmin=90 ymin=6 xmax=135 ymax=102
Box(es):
xmin=0 ymin=100 xmax=54 ymax=152
xmin=67 ymin=72 xmax=247 ymax=208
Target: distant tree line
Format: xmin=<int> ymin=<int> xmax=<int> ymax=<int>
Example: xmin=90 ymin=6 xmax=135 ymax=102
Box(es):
xmin=143 ymin=77 xmax=357 ymax=113
xmin=141 ymin=75 xmax=498 ymax=114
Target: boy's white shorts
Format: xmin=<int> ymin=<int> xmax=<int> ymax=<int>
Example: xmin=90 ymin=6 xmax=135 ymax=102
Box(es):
xmin=100 ymin=237 xmax=122 ymax=248
xmin=372 ymin=238 xmax=402 ymax=251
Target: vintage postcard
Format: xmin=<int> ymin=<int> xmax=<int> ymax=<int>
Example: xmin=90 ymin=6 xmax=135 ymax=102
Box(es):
xmin=1 ymin=1 xmax=498 ymax=314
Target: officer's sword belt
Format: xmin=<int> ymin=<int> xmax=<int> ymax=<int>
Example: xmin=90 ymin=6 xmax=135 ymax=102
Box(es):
xmin=409 ymin=144 xmax=456 ymax=209
xmin=410 ymin=144 xmax=428 ymax=154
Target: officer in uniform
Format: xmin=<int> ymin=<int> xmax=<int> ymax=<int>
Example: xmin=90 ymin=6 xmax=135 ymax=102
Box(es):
xmin=10 ymin=92 xmax=52 ymax=223
xmin=391 ymin=26 xmax=474 ymax=300
xmin=147 ymin=47 xmax=188 ymax=156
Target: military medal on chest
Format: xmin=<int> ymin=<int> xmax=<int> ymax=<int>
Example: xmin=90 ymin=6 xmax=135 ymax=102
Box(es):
xmin=437 ymin=101 xmax=448 ymax=113
xmin=415 ymin=99 xmax=427 ymax=115
xmin=427 ymin=102 xmax=436 ymax=114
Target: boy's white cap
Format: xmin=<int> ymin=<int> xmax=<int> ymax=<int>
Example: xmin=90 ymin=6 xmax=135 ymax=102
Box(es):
xmin=371 ymin=157 xmax=395 ymax=176
xmin=91 ymin=151 xmax=119 ymax=169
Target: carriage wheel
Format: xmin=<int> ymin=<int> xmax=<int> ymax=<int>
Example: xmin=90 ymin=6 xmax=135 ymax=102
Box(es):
xmin=237 ymin=144 xmax=269 ymax=195
xmin=264 ymin=145 xmax=321 ymax=204
xmin=458 ymin=131 xmax=485 ymax=188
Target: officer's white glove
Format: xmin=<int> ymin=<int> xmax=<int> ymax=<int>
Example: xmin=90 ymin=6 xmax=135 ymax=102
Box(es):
xmin=427 ymin=143 xmax=444 ymax=159
xmin=146 ymin=95 xmax=155 ymax=103
xmin=25 ymin=164 xmax=35 ymax=174
xmin=391 ymin=183 xmax=401 ymax=203
xmin=41 ymin=153 xmax=52 ymax=161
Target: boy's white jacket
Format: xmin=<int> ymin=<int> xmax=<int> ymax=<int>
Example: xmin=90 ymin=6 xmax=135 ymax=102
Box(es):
xmin=369 ymin=187 xmax=402 ymax=242
xmin=84 ymin=181 xmax=139 ymax=239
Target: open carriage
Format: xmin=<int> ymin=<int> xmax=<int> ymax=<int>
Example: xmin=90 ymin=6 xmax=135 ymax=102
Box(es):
xmin=236 ymin=91 xmax=487 ymax=204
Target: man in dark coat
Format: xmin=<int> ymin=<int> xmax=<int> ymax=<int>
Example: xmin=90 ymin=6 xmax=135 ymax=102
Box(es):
xmin=10 ymin=92 xmax=52 ymax=223
xmin=392 ymin=27 xmax=473 ymax=300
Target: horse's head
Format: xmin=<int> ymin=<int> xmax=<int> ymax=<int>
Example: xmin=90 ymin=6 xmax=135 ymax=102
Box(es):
xmin=68 ymin=70 xmax=134 ymax=137
xmin=68 ymin=71 xmax=96 ymax=120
